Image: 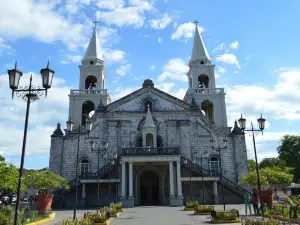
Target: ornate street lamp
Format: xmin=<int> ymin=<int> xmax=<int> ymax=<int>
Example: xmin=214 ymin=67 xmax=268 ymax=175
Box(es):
xmin=238 ymin=113 xmax=266 ymax=216
xmin=66 ymin=116 xmax=93 ymax=220
xmin=210 ymin=137 xmax=228 ymax=211
xmin=89 ymin=140 xmax=108 ymax=213
xmin=8 ymin=62 xmax=55 ymax=225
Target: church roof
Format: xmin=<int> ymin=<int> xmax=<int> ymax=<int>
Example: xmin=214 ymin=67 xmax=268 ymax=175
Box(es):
xmin=82 ymin=27 xmax=103 ymax=63
xmin=143 ymin=105 xmax=156 ymax=129
xmin=191 ymin=25 xmax=211 ymax=61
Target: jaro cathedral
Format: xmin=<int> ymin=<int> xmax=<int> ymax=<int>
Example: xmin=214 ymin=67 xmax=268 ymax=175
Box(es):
xmin=49 ymin=22 xmax=249 ymax=208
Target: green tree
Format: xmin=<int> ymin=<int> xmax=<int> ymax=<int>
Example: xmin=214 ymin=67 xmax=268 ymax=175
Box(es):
xmin=259 ymin=157 xmax=286 ymax=169
xmin=239 ymin=166 xmax=294 ymax=189
xmin=23 ymin=169 xmax=69 ymax=195
xmin=248 ymin=159 xmax=256 ymax=172
xmin=277 ymin=135 xmax=300 ymax=181
xmin=0 ymin=155 xmax=20 ymax=193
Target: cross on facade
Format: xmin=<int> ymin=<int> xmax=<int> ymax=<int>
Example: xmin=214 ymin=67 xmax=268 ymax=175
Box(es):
xmin=93 ymin=20 xmax=99 ymax=29
xmin=193 ymin=20 xmax=199 ymax=28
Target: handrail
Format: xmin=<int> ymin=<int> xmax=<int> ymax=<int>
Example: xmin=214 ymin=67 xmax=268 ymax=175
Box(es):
xmin=180 ymin=156 xmax=251 ymax=196
xmin=52 ymin=160 xmax=119 ymax=204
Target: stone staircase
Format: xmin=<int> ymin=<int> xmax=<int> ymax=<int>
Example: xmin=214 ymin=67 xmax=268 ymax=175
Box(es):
xmin=52 ymin=160 xmax=119 ymax=207
xmin=180 ymin=156 xmax=251 ymax=198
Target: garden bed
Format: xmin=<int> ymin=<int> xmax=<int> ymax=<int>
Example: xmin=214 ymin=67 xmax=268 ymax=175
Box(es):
xmin=210 ymin=210 xmax=240 ymax=223
xmin=25 ymin=213 xmax=56 ymax=225
xmin=264 ymin=214 xmax=300 ymax=224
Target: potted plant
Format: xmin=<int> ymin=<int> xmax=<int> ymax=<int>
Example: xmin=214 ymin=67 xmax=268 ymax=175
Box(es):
xmin=194 ymin=205 xmax=214 ymax=215
xmin=184 ymin=201 xmax=199 ymax=211
xmin=23 ymin=169 xmax=69 ymax=214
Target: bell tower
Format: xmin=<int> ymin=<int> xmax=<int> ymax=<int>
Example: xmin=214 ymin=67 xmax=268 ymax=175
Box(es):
xmin=184 ymin=20 xmax=227 ymax=128
xmin=68 ymin=21 xmax=111 ymax=128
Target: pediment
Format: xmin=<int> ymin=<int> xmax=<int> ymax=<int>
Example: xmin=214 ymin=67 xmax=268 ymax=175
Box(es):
xmin=106 ymin=87 xmax=192 ymax=112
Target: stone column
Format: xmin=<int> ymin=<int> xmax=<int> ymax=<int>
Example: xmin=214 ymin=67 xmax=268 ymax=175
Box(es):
xmin=81 ymin=183 xmax=86 ymax=207
xmin=176 ymin=161 xmax=182 ymax=197
xmin=169 ymin=161 xmax=175 ymax=197
xmin=121 ymin=162 xmax=126 ymax=198
xmin=129 ymin=162 xmax=133 ymax=198
xmin=213 ymin=180 xmax=219 ymax=204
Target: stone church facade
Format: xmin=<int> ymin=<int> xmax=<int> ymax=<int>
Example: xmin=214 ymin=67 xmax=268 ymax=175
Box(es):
xmin=49 ymin=23 xmax=249 ymax=208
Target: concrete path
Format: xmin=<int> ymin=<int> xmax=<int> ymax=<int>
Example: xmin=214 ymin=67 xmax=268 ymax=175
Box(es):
xmin=46 ymin=205 xmax=249 ymax=225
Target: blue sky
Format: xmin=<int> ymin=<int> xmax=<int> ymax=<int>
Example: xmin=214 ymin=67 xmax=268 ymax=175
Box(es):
xmin=0 ymin=0 xmax=299 ymax=169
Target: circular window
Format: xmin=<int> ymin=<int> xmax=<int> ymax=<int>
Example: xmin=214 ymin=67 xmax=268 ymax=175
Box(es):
xmin=90 ymin=61 xmax=94 ymax=65
xmin=200 ymin=61 xmax=204 ymax=64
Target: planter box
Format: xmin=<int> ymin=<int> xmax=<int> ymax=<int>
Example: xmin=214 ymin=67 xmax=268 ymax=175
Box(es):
xmin=117 ymin=208 xmax=124 ymax=212
xmin=94 ymin=220 xmax=110 ymax=225
xmin=36 ymin=194 xmax=53 ymax=213
xmin=194 ymin=212 xmax=211 ymax=215
xmin=26 ymin=213 xmax=56 ymax=225
xmin=211 ymin=219 xmax=241 ymax=223
xmin=184 ymin=207 xmax=194 ymax=211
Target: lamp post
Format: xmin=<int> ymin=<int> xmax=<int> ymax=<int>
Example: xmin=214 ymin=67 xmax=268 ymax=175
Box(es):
xmin=66 ymin=117 xmax=93 ymax=220
xmin=184 ymin=159 xmax=192 ymax=202
xmin=238 ymin=114 xmax=266 ymax=216
xmin=89 ymin=140 xmax=108 ymax=213
xmin=7 ymin=62 xmax=55 ymax=225
xmin=193 ymin=154 xmax=207 ymax=205
xmin=210 ymin=137 xmax=228 ymax=211
xmin=104 ymin=152 xmax=118 ymax=205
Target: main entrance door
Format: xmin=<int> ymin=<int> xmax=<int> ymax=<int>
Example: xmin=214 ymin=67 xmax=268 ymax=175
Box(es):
xmin=140 ymin=171 xmax=159 ymax=205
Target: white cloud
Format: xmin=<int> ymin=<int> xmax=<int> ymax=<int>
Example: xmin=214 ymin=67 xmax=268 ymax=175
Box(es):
xmin=0 ymin=72 xmax=72 ymax=157
xmin=216 ymin=53 xmax=240 ymax=69
xmin=226 ymin=68 xmax=300 ymax=126
xmin=171 ymin=22 xmax=203 ymax=40
xmin=229 ymin=41 xmax=239 ymax=49
xmin=103 ymin=49 xmax=126 ymax=63
xmin=213 ymin=43 xmax=226 ymax=53
xmin=0 ymin=37 xmax=15 ymax=56
xmin=149 ymin=13 xmax=172 ymax=29
xmin=0 ymin=0 xmax=88 ymax=50
xmin=110 ymin=86 xmax=139 ymax=101
xmin=96 ymin=0 xmax=153 ymax=28
xmin=218 ymin=66 xmax=226 ymax=74
xmin=60 ymin=54 xmax=82 ymax=64
xmin=149 ymin=65 xmax=156 ymax=70
xmin=158 ymin=37 xmax=162 ymax=43
xmin=157 ymin=58 xmax=189 ymax=82
xmin=116 ymin=64 xmax=132 ymax=76
xmin=96 ymin=0 xmax=125 ymax=9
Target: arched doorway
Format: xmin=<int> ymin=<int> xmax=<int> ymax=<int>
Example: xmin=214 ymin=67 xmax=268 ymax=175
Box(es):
xmin=140 ymin=171 xmax=159 ymax=205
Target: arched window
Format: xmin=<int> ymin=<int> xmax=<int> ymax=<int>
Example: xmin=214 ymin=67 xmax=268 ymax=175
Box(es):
xmin=210 ymin=157 xmax=219 ymax=176
xmin=85 ymin=75 xmax=97 ymax=89
xmin=201 ymin=100 xmax=214 ymax=122
xmin=80 ymin=159 xmax=90 ymax=175
xmin=198 ymin=74 xmax=209 ymax=88
xmin=82 ymin=101 xmax=95 ymax=125
xmin=146 ymin=133 xmax=153 ymax=146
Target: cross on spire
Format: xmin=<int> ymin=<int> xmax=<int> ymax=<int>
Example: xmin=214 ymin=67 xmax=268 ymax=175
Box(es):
xmin=93 ymin=20 xmax=99 ymax=29
xmin=193 ymin=20 xmax=199 ymax=28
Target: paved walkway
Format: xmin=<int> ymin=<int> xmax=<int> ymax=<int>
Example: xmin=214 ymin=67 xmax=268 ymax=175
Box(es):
xmin=47 ymin=205 xmax=248 ymax=225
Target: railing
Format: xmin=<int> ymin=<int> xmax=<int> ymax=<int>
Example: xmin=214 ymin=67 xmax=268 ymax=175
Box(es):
xmin=52 ymin=160 xmax=119 ymax=205
xmin=69 ymin=89 xmax=108 ymax=96
xmin=186 ymin=88 xmax=224 ymax=94
xmin=180 ymin=156 xmax=251 ymax=196
xmin=80 ymin=160 xmax=119 ymax=179
xmin=120 ymin=147 xmax=180 ymax=156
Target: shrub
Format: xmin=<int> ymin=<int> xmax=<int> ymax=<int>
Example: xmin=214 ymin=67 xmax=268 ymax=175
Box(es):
xmin=195 ymin=205 xmax=214 ymax=213
xmin=241 ymin=217 xmax=280 ymax=225
xmin=185 ymin=201 xmax=199 ymax=208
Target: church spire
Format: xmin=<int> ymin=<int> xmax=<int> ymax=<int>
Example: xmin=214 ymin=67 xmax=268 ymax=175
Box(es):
xmin=81 ymin=20 xmax=103 ymax=64
xmin=143 ymin=104 xmax=156 ymax=129
xmin=190 ymin=20 xmax=211 ymax=63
